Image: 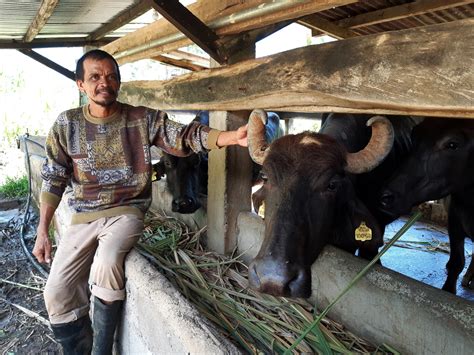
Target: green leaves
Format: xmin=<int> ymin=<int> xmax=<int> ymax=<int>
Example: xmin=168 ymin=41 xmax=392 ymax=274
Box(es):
xmin=0 ymin=176 xmax=28 ymax=199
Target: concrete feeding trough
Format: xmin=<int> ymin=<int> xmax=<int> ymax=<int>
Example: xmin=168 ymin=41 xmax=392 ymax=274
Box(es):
xmin=237 ymin=212 xmax=474 ymax=354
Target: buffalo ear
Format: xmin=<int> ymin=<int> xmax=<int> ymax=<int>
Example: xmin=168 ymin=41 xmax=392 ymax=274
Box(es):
xmin=152 ymin=161 xmax=166 ymax=181
xmin=346 ymin=198 xmax=383 ymax=255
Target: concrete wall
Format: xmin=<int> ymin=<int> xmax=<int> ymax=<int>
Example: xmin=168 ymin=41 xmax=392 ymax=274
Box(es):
xmin=119 ymin=250 xmax=240 ymax=354
xmin=236 ymin=212 xmax=474 ymax=355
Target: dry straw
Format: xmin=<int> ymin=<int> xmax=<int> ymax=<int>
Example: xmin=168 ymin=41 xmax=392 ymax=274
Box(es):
xmin=136 ymin=210 xmax=412 ymax=354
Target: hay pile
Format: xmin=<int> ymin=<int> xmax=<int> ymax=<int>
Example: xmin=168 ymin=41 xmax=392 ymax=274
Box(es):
xmin=136 ymin=210 xmax=398 ymax=354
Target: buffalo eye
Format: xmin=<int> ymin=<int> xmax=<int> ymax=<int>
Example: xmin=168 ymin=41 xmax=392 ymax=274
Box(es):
xmin=327 ymin=177 xmax=340 ymax=192
xmin=444 ymin=141 xmax=459 ymax=150
xmin=164 ymin=160 xmax=172 ymax=168
xmin=260 ymin=172 xmax=268 ymax=182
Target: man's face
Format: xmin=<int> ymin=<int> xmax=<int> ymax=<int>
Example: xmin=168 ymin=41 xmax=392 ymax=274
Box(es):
xmin=76 ymin=58 xmax=120 ymax=107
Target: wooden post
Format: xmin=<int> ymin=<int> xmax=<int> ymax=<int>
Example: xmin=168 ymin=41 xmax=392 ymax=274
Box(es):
xmin=207 ymin=50 xmax=255 ymax=254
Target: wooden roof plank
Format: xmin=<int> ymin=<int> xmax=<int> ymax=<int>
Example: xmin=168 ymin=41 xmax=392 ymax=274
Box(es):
xmin=23 ymin=0 xmax=60 ymax=42
xmin=337 ymin=0 xmax=473 ymax=29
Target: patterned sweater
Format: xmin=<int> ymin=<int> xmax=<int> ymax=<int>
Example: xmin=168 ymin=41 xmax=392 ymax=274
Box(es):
xmin=40 ymin=102 xmax=221 ymax=224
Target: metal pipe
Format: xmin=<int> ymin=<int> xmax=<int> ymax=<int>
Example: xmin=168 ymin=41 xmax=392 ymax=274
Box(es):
xmin=114 ymin=1 xmax=301 ymax=60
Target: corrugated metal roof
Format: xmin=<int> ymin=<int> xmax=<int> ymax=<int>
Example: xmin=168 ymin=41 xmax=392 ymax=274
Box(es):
xmin=0 ymin=0 xmax=152 ymax=39
xmin=0 ymin=0 xmax=472 ymax=67
xmin=316 ymin=1 xmax=474 ymax=37
xmin=0 ymin=1 xmax=39 ymax=38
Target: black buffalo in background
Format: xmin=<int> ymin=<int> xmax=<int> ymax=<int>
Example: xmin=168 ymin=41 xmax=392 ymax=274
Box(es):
xmin=246 ymin=109 xmax=420 ymax=298
xmin=379 ymin=118 xmax=474 ymax=294
xmin=153 ymin=111 xmax=283 ymax=214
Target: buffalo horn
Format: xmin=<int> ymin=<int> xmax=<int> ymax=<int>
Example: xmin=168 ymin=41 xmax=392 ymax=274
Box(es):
xmin=345 ymin=116 xmax=394 ymax=174
xmin=248 ymin=109 xmax=270 ymax=165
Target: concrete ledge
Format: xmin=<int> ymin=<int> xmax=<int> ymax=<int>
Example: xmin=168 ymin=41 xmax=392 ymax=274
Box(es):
xmin=311 ymin=247 xmax=473 ymax=355
xmin=120 ymin=250 xmax=241 ymax=354
xmin=236 ymin=212 xmax=474 ymax=355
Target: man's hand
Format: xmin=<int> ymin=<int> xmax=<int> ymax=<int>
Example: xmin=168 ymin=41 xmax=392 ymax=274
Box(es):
xmin=34 ymin=202 xmax=57 ymax=264
xmin=33 ymin=226 xmax=52 ymax=264
xmin=216 ymin=124 xmax=248 ymax=148
xmin=235 ymin=124 xmax=248 ymax=147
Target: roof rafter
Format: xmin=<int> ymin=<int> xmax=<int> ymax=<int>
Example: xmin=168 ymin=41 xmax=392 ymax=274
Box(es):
xmin=152 ymin=55 xmax=207 ymax=72
xmin=104 ymin=0 xmax=356 ymax=65
xmin=18 ymin=49 xmax=75 ymax=81
xmin=0 ymin=38 xmax=119 ymax=49
xmin=298 ymin=15 xmax=356 ymax=39
xmin=167 ymin=50 xmax=210 ymax=67
xmin=23 ymin=0 xmax=60 ymax=42
xmin=149 ymin=0 xmax=226 ymax=64
xmin=337 ymin=0 xmax=473 ymax=29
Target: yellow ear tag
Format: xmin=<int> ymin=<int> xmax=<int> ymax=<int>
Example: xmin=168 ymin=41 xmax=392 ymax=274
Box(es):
xmin=152 ymin=171 xmax=157 ymax=182
xmin=258 ymin=201 xmax=265 ymax=218
xmin=355 ymin=221 xmax=372 ymax=241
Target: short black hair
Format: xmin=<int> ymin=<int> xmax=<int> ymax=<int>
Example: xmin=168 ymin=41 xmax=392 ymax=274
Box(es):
xmin=75 ymin=49 xmax=121 ymax=82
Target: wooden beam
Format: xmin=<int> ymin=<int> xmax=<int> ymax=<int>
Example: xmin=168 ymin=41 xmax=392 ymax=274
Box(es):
xmin=215 ymin=0 xmax=357 ymax=36
xmin=18 ymin=49 xmax=75 ymax=81
xmin=87 ymin=1 xmax=152 ymax=41
xmin=151 ymin=55 xmax=206 ymax=71
xmin=298 ymin=14 xmax=357 ymax=39
xmin=217 ymin=19 xmax=295 ymax=61
xmin=103 ymin=0 xmax=356 ymax=65
xmin=150 ymin=0 xmax=226 ymax=64
xmin=0 ymin=38 xmax=118 ymax=49
xmin=118 ymin=19 xmax=474 ymax=118
xmin=337 ymin=0 xmax=473 ymax=29
xmin=103 ymin=0 xmax=257 ymax=60
xmin=23 ymin=0 xmax=60 ymax=42
xmin=168 ymin=50 xmax=210 ymax=67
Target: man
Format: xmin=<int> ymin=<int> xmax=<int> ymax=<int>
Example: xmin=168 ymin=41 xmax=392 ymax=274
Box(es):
xmin=33 ymin=49 xmax=248 ymax=354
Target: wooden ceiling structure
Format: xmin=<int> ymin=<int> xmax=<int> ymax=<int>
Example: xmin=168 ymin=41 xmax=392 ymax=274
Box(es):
xmin=0 ymin=0 xmax=473 ymax=117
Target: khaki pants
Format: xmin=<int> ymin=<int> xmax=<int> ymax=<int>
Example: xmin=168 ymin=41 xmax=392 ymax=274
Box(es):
xmin=44 ymin=214 xmax=143 ymax=324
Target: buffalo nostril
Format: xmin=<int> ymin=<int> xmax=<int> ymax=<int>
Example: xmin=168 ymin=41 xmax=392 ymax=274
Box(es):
xmin=287 ymin=269 xmax=310 ymax=298
xmin=172 ymin=197 xmax=199 ymax=213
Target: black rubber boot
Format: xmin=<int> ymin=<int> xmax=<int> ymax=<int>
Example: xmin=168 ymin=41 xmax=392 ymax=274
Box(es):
xmin=51 ymin=316 xmax=93 ymax=355
xmin=92 ymin=297 xmax=123 ymax=355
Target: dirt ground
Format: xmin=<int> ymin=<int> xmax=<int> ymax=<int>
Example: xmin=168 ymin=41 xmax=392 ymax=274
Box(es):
xmin=0 ymin=204 xmax=61 ymax=354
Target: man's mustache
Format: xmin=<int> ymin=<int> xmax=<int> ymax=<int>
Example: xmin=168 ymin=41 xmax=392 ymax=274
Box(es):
xmin=95 ymin=87 xmax=116 ymax=95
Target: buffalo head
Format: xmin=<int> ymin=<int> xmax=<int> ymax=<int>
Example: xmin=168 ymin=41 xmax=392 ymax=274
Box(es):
xmin=154 ymin=152 xmax=207 ymax=214
xmin=246 ymin=109 xmax=393 ymax=298
xmin=152 ymin=111 xmax=209 ymax=214
xmin=379 ymin=118 xmax=474 ymax=217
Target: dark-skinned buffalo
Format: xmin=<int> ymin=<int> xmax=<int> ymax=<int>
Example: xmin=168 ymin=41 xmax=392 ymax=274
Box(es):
xmin=379 ymin=118 xmax=474 ymax=294
xmin=247 ymin=109 xmax=420 ymax=298
xmin=153 ymin=111 xmax=283 ymax=214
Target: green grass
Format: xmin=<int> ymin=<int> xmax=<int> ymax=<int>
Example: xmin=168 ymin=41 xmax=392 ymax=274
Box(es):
xmin=0 ymin=175 xmax=29 ymax=199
